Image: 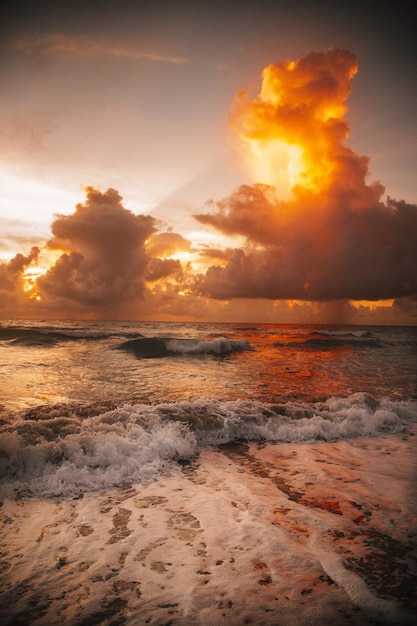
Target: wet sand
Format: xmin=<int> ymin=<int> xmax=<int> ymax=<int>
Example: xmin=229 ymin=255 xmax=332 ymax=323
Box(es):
xmin=1 ymin=429 xmax=416 ymax=625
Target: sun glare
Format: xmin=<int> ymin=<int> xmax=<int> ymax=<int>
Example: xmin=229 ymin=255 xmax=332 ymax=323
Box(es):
xmin=233 ymin=50 xmax=360 ymax=200
xmin=349 ymin=299 xmax=395 ymax=311
xmin=22 ymin=250 xmax=62 ymax=295
xmin=22 ymin=269 xmax=42 ymax=301
xmin=242 ymin=138 xmax=305 ymax=197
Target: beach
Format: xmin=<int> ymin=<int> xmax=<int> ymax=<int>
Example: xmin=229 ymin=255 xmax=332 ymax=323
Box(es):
xmin=1 ymin=320 xmax=416 ymax=624
xmin=2 ymin=4 xmax=417 ymax=622
xmin=2 ymin=429 xmax=416 ymax=625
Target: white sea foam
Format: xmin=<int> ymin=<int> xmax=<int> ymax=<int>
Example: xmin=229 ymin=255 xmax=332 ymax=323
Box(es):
xmin=1 ymin=431 xmax=416 ymax=625
xmin=1 ymin=321 xmax=416 ymax=624
xmin=1 ymin=394 xmax=416 ymax=498
xmin=115 ymin=335 xmax=252 ymax=357
xmin=0 ymin=414 xmax=196 ymax=497
xmin=165 ymin=337 xmax=251 ymax=355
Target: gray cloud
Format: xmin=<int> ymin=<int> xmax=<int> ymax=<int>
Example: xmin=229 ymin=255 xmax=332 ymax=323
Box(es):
xmin=38 ymin=187 xmax=156 ymax=310
xmin=195 ymin=187 xmax=417 ymax=301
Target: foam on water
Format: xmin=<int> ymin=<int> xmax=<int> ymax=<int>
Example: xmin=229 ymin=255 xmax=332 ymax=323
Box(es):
xmin=1 ymin=393 xmax=416 ymax=498
xmin=115 ymin=336 xmax=252 ymax=357
xmin=1 ymin=322 xmax=416 ymax=624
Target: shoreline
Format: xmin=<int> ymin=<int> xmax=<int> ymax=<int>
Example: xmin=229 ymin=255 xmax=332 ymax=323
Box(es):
xmin=1 ymin=429 xmax=416 ymax=625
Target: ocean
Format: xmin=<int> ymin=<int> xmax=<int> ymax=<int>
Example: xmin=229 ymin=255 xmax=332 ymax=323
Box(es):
xmin=0 ymin=320 xmax=416 ymax=625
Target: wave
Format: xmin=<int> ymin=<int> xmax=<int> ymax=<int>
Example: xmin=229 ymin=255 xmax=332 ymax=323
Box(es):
xmin=308 ymin=329 xmax=384 ymax=348
xmin=299 ymin=337 xmax=382 ymax=349
xmin=115 ymin=336 xmax=252 ymax=358
xmin=314 ymin=329 xmax=373 ymax=338
xmin=0 ymin=323 xmax=142 ymax=346
xmin=1 ymin=393 xmax=416 ymax=498
xmin=274 ymin=334 xmax=383 ymax=350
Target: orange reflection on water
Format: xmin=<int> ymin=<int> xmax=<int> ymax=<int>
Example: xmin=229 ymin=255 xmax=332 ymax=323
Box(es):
xmin=226 ymin=325 xmax=371 ymax=402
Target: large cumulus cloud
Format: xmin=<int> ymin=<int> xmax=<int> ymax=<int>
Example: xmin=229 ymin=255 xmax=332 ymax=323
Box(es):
xmin=0 ymin=187 xmax=191 ymax=318
xmin=37 ymin=187 xmax=157 ymax=310
xmin=195 ymin=186 xmax=417 ymax=301
xmin=194 ymin=49 xmax=417 ymax=302
xmin=2 ymin=47 xmax=416 ymax=323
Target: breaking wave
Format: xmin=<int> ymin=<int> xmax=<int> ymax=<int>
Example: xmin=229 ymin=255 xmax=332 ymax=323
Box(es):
xmin=115 ymin=336 xmax=252 ymax=358
xmin=1 ymin=393 xmax=416 ymax=498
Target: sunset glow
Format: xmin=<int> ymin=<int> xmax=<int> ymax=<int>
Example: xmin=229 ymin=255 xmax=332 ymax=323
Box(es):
xmin=22 ymin=249 xmax=63 ymax=294
xmin=234 ymin=49 xmax=359 ymax=196
xmin=1 ymin=7 xmax=416 ymax=626
xmin=1 ymin=3 xmax=416 ymax=324
xmin=240 ymin=139 xmax=304 ymax=196
xmin=350 ymin=299 xmax=395 ymax=311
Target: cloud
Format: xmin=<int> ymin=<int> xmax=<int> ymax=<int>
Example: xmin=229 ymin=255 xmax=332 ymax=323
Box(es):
xmin=196 ymin=184 xmax=279 ymax=245
xmin=231 ymin=48 xmax=384 ymax=205
xmin=0 ymin=246 xmax=39 ymax=310
xmin=145 ymin=232 xmax=192 ymax=257
xmin=0 ymin=186 xmax=195 ymax=318
xmin=0 ymin=225 xmax=45 ymax=255
xmin=1 ymin=46 xmax=416 ymax=324
xmin=10 ymin=34 xmax=188 ymax=64
xmin=194 ymin=49 xmax=417 ymax=302
xmin=145 ymin=257 xmax=182 ymax=282
xmin=37 ymin=187 xmax=157 ymax=311
xmin=196 ymin=187 xmax=417 ymax=301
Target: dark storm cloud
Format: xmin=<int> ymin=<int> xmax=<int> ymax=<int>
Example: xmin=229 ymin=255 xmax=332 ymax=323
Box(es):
xmin=195 ymin=186 xmax=417 ymax=302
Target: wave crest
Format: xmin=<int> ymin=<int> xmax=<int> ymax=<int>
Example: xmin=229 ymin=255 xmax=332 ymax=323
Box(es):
xmin=115 ymin=336 xmax=252 ymax=358
xmin=1 ymin=394 xmax=415 ymax=498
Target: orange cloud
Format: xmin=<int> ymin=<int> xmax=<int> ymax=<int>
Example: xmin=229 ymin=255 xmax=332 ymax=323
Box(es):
xmin=1 ymin=47 xmax=416 ymax=324
xmin=232 ymin=47 xmax=383 ymax=206
xmin=0 ymin=246 xmax=40 ymax=311
xmin=196 ymin=187 xmax=417 ymax=300
xmin=195 ymin=49 xmax=417 ymax=303
xmin=145 ymin=232 xmax=192 ymax=257
xmin=145 ymin=257 xmax=182 ymax=282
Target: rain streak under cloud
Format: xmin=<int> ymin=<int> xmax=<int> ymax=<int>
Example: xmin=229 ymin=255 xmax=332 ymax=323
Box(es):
xmin=1 ymin=48 xmax=417 ymax=323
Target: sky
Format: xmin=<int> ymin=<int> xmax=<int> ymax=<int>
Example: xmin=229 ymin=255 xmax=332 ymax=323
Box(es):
xmin=1 ymin=0 xmax=416 ymax=324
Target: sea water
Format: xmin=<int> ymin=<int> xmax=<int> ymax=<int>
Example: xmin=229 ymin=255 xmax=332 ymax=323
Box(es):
xmin=0 ymin=321 xmax=416 ymax=624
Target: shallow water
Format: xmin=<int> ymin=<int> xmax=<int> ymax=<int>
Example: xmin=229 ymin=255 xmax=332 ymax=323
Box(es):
xmin=1 ymin=321 xmax=416 ymax=407
xmin=1 ymin=321 xmax=416 ymax=497
xmin=0 ymin=321 xmax=416 ymax=624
